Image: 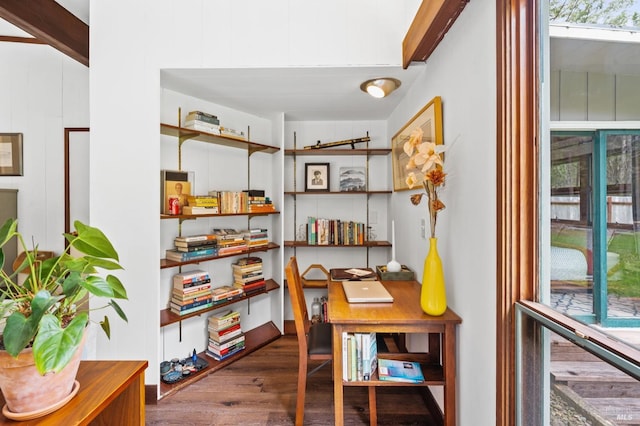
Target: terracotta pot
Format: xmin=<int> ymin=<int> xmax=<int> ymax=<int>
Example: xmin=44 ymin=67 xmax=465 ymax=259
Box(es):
xmin=0 ymin=331 xmax=86 ymax=415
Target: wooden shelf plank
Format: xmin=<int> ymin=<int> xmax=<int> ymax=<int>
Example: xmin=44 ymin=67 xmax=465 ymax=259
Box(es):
xmin=284 ymin=241 xmax=391 ymax=248
xmin=342 ymin=363 xmax=445 ymax=386
xmin=159 ymin=321 xmax=282 ymax=399
xmin=161 ymin=123 xmax=279 ymax=153
xmin=161 ymin=211 xmax=280 ymax=220
xmin=161 ymin=242 xmax=280 ymax=269
xmin=160 ymin=280 xmax=280 ymax=327
xmin=284 ymin=191 xmax=391 ymax=195
xmin=285 ymin=148 xmax=390 ymax=156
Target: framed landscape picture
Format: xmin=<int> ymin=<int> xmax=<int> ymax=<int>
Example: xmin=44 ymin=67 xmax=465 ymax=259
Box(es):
xmin=391 ymin=96 xmax=443 ymax=191
xmin=339 ymin=167 xmax=366 ymax=191
xmin=305 ymin=163 xmax=330 ymax=191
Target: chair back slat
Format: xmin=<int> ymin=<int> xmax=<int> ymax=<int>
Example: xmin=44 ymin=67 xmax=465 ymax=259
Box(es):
xmin=285 ymin=256 xmax=311 ymax=353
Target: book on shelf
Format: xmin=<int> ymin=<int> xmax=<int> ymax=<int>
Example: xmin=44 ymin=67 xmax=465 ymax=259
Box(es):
xmin=187 ymin=110 xmax=218 ymax=120
xmin=184 ymin=113 xmax=220 ymax=125
xmin=207 ymin=339 xmax=245 ymax=358
xmin=211 ymin=285 xmax=244 ymax=302
xmin=171 ymin=293 xmax=213 ymax=306
xmin=244 ymin=189 xmax=265 ymax=197
xmin=208 ymin=322 xmax=243 ymax=342
xmin=174 ymin=240 xmax=217 ymax=249
xmin=330 ymin=268 xmax=377 ymax=281
xmin=170 ymin=300 xmax=214 ymax=316
xmin=342 ymin=332 xmax=377 ymax=381
xmin=208 ymin=309 xmax=240 ymax=328
xmin=212 ymin=228 xmax=245 ymax=240
xmin=219 ymin=126 xmax=246 ymax=140
xmin=182 ymin=206 xmax=219 ymax=215
xmin=233 ymin=271 xmax=264 ymax=282
xmin=165 ymin=247 xmax=217 ymax=262
xmin=187 ymin=195 xmax=219 ymax=206
xmin=174 ymin=282 xmax=212 ymax=293
xmin=377 ymin=359 xmax=425 ymax=383
xmin=183 ymin=122 xmax=221 ymax=134
xmin=174 ymin=234 xmax=218 ymax=243
xmin=173 ymin=270 xmax=210 ymax=285
xmin=175 ymin=243 xmax=218 ymax=252
xmin=172 ymin=285 xmax=212 ymax=298
xmin=205 ymin=344 xmax=245 ymax=361
xmin=208 ymin=333 xmax=245 ymax=351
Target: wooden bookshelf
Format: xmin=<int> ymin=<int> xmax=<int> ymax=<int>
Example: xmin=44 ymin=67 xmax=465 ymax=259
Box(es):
xmin=284 ymin=241 xmax=391 ymax=248
xmin=284 ymin=191 xmax=391 ymax=195
xmin=160 ymin=279 xmax=280 ymax=327
xmin=161 ymin=123 xmax=279 ymax=154
xmin=158 ymin=321 xmax=281 ymax=399
xmin=285 ymin=148 xmax=390 ymax=156
xmin=161 ymin=242 xmax=280 ymax=269
xmin=161 ymin=211 xmax=280 ymax=220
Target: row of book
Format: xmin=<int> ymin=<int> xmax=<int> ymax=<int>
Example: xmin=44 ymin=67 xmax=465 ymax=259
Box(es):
xmin=307 ymin=217 xmax=367 ymax=245
xmin=178 ymin=190 xmax=276 ymax=216
xmin=182 ymin=110 xmax=246 ymax=141
xmin=164 ymin=228 xmax=270 ymax=262
xmin=341 ymin=332 xmax=425 ymax=383
xmin=206 ymin=310 xmax=245 ymax=360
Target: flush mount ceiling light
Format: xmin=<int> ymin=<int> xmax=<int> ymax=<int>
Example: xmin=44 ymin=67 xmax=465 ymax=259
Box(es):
xmin=360 ymin=77 xmax=402 ymax=98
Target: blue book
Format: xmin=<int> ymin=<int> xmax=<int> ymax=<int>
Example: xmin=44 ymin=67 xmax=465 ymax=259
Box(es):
xmin=377 ymin=359 xmax=424 ymax=383
xmin=165 ymin=247 xmax=217 ymax=262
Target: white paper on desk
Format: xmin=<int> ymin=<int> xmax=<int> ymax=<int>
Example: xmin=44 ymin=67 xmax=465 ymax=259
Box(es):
xmin=344 ymin=268 xmax=373 ymax=277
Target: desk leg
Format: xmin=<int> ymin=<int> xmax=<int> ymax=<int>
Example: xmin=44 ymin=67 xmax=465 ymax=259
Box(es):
xmin=443 ymin=324 xmax=456 ymax=426
xmin=333 ymin=325 xmax=344 ymax=426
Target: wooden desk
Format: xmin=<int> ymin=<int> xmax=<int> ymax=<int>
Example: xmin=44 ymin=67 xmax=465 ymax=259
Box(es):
xmin=0 ymin=360 xmax=148 ymax=425
xmin=328 ymin=280 xmax=461 ymax=426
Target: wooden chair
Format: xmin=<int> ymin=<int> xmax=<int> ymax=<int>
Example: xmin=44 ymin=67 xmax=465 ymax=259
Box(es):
xmin=285 ymin=256 xmax=332 ymax=425
xmin=285 ymin=256 xmax=378 ymax=425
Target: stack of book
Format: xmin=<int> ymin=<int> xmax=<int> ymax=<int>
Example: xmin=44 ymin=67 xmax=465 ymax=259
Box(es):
xmin=212 ymin=228 xmax=247 ymax=255
xmin=246 ymin=190 xmax=276 ymax=213
xmin=166 ymin=234 xmax=218 ymax=262
xmin=216 ymin=191 xmax=248 ymax=214
xmin=342 ymin=332 xmax=377 ymax=381
xmin=210 ymin=284 xmax=244 ymax=304
xmin=206 ymin=310 xmax=245 ymax=361
xmin=184 ymin=195 xmax=219 ymax=215
xmin=183 ymin=110 xmax=220 ymax=134
xmin=245 ymin=228 xmax=269 ymax=248
xmin=232 ymin=257 xmax=266 ymax=295
xmin=170 ymin=270 xmax=213 ymax=316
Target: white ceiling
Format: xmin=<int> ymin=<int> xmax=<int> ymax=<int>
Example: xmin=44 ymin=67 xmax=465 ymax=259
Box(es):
xmin=161 ymin=66 xmax=425 ymax=121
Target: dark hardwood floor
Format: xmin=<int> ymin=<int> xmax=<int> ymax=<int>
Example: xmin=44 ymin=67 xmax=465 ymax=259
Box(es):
xmin=146 ymin=335 xmax=438 ymax=425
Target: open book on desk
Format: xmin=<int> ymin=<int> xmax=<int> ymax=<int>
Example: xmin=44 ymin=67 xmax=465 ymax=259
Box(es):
xmin=330 ymin=268 xmax=377 ymax=281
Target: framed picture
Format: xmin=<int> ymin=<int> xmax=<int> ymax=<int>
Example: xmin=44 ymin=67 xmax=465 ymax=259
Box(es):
xmin=0 ymin=133 xmax=23 ymax=176
xmin=305 ymin=163 xmax=330 ymax=191
xmin=160 ymin=170 xmax=194 ymax=214
xmin=391 ymin=96 xmax=443 ymax=191
xmin=339 ymin=167 xmax=366 ymax=192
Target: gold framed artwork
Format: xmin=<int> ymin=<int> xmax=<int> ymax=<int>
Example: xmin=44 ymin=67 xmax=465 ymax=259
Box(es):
xmin=391 ymin=96 xmax=443 ymax=191
xmin=0 ymin=133 xmax=23 ymax=176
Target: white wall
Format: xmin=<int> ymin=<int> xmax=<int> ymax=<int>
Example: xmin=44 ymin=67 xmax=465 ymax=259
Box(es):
xmin=90 ymin=0 xmax=497 ymax=421
xmin=387 ymin=1 xmax=497 ymax=424
xmin=0 ymin=42 xmax=88 ymax=249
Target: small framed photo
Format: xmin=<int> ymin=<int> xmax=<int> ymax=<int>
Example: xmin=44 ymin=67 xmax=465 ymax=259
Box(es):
xmin=0 ymin=133 xmax=23 ymax=176
xmin=339 ymin=167 xmax=366 ymax=191
xmin=305 ymin=163 xmax=330 ymax=192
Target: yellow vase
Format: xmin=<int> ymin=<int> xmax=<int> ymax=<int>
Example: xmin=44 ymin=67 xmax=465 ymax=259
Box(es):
xmin=420 ymin=237 xmax=447 ymax=316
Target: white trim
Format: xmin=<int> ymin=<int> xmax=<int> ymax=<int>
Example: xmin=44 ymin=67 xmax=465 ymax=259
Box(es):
xmin=550 ymin=121 xmax=640 ymax=131
xmin=550 ymin=23 xmax=640 ymax=44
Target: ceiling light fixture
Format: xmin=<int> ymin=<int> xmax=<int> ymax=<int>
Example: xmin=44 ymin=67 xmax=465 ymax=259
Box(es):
xmin=360 ymin=77 xmax=402 ymax=98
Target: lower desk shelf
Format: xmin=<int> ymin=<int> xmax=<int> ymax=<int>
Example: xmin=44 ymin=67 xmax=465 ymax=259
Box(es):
xmin=159 ymin=321 xmax=281 ymax=399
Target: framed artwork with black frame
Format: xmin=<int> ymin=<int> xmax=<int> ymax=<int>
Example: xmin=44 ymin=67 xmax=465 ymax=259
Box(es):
xmin=0 ymin=133 xmax=23 ymax=176
xmin=305 ymin=163 xmax=330 ymax=192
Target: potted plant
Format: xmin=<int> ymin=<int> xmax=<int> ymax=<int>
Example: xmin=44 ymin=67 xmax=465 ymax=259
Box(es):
xmin=0 ymin=218 xmax=128 ymax=418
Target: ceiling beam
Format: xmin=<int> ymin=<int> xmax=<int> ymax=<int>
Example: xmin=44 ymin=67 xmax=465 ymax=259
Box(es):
xmin=402 ymin=0 xmax=469 ymax=69
xmin=0 ymin=0 xmax=88 ymax=67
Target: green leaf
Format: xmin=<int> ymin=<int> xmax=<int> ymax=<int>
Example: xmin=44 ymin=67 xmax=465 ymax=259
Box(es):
xmin=0 ymin=218 xmax=17 ymax=248
xmin=70 ymin=221 xmax=119 ymax=261
xmin=109 ymin=299 xmax=128 ymax=322
xmin=82 ymin=256 xmax=123 ymax=271
xmin=79 ymin=275 xmax=128 ymax=300
xmin=100 ymin=315 xmax=111 ymax=339
xmin=3 ymin=312 xmax=36 ymax=357
xmin=33 ymin=313 xmax=88 ymax=374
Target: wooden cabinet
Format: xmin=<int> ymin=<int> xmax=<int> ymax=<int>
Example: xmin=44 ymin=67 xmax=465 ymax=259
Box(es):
xmin=158 ymin=116 xmax=281 ymax=399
